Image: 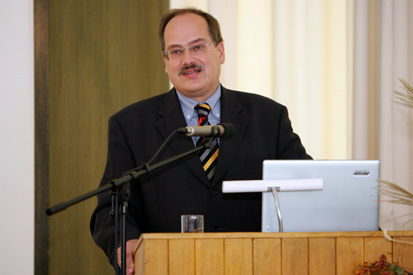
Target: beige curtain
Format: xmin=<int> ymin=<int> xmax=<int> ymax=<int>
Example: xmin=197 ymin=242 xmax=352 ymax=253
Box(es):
xmin=211 ymin=0 xmax=350 ymax=160
xmin=172 ymin=0 xmax=350 ymax=159
xmin=353 ymin=0 xmax=413 ymax=230
xmin=172 ymin=0 xmax=413 ymax=229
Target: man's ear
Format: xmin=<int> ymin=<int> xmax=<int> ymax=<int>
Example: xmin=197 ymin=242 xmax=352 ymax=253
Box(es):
xmin=217 ymin=42 xmax=225 ymax=64
xmin=162 ymin=54 xmax=168 ymax=73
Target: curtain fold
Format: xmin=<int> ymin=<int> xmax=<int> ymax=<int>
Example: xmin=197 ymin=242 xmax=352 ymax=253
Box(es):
xmin=353 ymin=0 xmax=413 ymax=230
xmin=173 ymin=0 xmax=413 ymax=229
xmin=213 ymin=0 xmax=350 ymax=160
xmin=378 ymin=0 xmax=413 ymax=230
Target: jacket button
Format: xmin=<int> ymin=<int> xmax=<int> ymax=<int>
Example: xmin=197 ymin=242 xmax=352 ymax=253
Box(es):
xmin=210 ymin=189 xmax=218 ymax=196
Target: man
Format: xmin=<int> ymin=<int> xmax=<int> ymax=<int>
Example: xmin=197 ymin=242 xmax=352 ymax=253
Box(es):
xmin=91 ymin=8 xmax=311 ymax=274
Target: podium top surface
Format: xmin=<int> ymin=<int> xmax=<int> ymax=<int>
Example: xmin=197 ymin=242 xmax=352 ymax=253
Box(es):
xmin=135 ymin=230 xmax=413 ymax=242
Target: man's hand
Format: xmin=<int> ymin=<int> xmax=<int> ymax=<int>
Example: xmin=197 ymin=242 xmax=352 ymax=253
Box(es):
xmin=117 ymin=239 xmax=139 ymax=274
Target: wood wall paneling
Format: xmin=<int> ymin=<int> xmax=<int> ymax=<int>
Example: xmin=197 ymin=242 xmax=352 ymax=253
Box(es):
xmin=282 ymin=238 xmax=309 ymax=274
xmin=393 ymin=236 xmax=413 ymax=271
xmin=169 ymin=239 xmax=196 ymax=275
xmin=133 ymin=232 xmax=413 ymax=275
xmin=225 ymin=238 xmax=253 ymax=274
xmin=309 ymin=238 xmax=336 ymax=275
xmin=35 ymin=0 xmax=169 ymax=274
xmin=253 ymin=238 xmax=281 ymax=275
xmin=142 ymin=239 xmax=168 ymax=274
xmin=196 ymin=239 xmax=225 ymax=275
xmin=336 ymin=237 xmax=364 ymax=275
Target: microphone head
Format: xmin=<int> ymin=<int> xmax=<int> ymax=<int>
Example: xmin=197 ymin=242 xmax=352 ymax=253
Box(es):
xmin=219 ymin=123 xmax=235 ymax=138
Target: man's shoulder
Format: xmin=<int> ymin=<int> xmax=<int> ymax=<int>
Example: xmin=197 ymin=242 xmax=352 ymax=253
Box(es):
xmin=112 ymin=90 xmax=173 ymax=118
xmin=222 ymin=87 xmax=285 ymax=109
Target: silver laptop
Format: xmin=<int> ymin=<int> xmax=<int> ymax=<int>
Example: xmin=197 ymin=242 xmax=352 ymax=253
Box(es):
xmin=262 ymin=160 xmax=380 ymax=232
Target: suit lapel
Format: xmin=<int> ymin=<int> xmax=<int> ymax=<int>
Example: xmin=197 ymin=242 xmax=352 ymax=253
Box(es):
xmin=153 ymin=87 xmax=248 ymax=188
xmin=212 ymin=87 xmax=248 ymax=186
xmin=154 ymin=89 xmax=210 ymax=185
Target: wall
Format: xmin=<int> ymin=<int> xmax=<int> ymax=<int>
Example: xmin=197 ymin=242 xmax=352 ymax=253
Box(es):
xmin=0 ymin=0 xmax=35 ymax=274
xmin=34 ymin=0 xmax=169 ymax=274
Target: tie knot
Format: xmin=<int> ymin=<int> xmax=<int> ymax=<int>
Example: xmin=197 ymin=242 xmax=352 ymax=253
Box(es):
xmin=195 ymin=103 xmax=211 ymax=118
xmin=195 ymin=103 xmax=211 ymax=126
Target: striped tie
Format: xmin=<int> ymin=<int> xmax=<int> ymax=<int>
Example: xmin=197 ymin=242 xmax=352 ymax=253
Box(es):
xmin=195 ymin=103 xmax=219 ymax=181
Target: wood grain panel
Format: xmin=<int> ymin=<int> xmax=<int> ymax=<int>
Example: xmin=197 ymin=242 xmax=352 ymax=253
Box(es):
xmin=253 ymin=238 xmax=281 ymax=275
xmin=225 ymin=238 xmax=253 ymax=275
xmin=41 ymin=0 xmax=169 ymax=274
xmin=143 ymin=239 xmax=168 ymax=274
xmin=135 ymin=239 xmax=145 ymax=275
xmin=133 ymin=232 xmax=413 ymax=274
xmin=309 ymin=238 xmax=336 ymax=275
xmin=393 ymin=236 xmax=413 ymax=272
xmin=169 ymin=239 xmax=196 ymax=275
xmin=282 ymin=238 xmax=308 ymax=274
xmin=336 ymin=237 xmax=363 ymax=275
xmin=34 ymin=0 xmax=50 ymax=274
xmin=364 ymin=237 xmax=392 ymax=263
xmin=196 ymin=239 xmax=225 ymax=275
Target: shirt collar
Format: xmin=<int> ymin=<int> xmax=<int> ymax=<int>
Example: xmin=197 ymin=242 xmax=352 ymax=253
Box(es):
xmin=176 ymin=85 xmax=221 ymax=123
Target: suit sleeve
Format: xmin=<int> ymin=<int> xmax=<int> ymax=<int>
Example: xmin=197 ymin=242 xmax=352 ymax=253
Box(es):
xmin=90 ymin=116 xmax=142 ymax=268
xmin=277 ymin=106 xmax=312 ymax=159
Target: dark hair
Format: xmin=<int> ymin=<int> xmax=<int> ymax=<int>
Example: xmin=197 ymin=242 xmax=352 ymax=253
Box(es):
xmin=159 ymin=8 xmax=224 ymax=52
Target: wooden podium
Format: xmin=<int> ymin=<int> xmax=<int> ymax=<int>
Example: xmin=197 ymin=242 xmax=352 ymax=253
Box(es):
xmin=133 ymin=231 xmax=413 ymax=275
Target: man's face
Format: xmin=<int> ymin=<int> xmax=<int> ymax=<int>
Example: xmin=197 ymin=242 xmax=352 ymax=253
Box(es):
xmin=162 ymin=13 xmax=225 ymax=102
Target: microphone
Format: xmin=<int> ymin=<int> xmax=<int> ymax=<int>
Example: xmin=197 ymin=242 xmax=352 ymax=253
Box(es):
xmin=178 ymin=123 xmax=235 ymax=138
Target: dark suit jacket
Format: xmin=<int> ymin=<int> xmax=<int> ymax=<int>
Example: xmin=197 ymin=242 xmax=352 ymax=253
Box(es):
xmin=90 ymin=86 xmax=311 ymax=266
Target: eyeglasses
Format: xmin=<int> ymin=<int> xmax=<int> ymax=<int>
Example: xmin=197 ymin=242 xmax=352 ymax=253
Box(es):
xmin=163 ymin=43 xmax=212 ymax=60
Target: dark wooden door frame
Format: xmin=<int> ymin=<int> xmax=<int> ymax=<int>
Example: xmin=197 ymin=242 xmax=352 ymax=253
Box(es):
xmin=34 ymin=0 xmax=49 ymax=274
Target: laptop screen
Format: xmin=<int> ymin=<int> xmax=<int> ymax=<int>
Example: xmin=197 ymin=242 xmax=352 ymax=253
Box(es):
xmin=262 ymin=160 xmax=380 ymax=232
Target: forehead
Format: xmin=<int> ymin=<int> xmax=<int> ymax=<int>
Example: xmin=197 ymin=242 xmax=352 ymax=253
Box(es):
xmin=164 ymin=13 xmax=211 ymax=47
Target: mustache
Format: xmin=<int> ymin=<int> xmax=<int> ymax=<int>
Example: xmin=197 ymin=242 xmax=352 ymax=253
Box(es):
xmin=178 ymin=63 xmax=204 ymax=76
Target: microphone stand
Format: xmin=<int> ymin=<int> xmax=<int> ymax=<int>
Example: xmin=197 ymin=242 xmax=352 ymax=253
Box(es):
xmin=45 ymin=137 xmax=216 ymax=275
xmin=269 ymin=186 xmax=283 ymax=232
